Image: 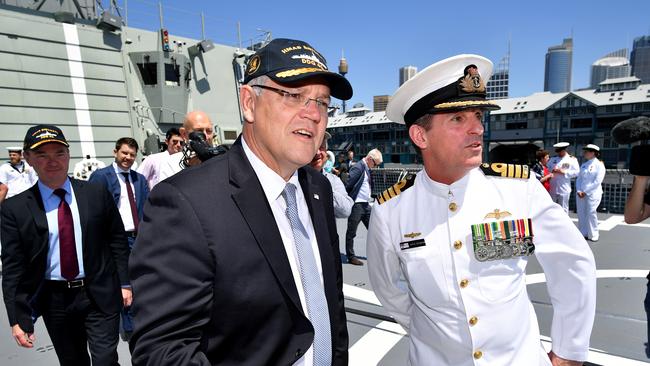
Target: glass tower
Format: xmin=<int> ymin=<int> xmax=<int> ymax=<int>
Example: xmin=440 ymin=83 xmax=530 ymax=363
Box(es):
xmin=544 ymin=38 xmax=573 ymax=93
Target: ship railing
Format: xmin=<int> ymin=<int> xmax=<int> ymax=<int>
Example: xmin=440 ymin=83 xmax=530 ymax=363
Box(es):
xmin=368 ymin=167 xmax=635 ymax=215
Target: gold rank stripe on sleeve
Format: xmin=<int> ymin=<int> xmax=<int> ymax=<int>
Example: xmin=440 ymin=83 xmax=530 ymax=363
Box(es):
xmin=479 ymin=162 xmax=530 ymax=179
xmin=377 ymin=172 xmax=416 ymax=204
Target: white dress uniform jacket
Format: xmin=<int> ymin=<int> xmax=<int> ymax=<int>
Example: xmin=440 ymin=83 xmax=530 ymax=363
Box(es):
xmin=576 ymin=158 xmax=606 ymax=240
xmin=547 ymin=155 xmax=579 ymax=194
xmin=367 ymin=167 xmax=596 ymax=366
xmin=0 ymin=161 xmax=38 ymax=198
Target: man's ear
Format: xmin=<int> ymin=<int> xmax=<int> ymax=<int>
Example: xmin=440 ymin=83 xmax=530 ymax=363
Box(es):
xmin=408 ymin=124 xmax=429 ymax=151
xmin=240 ymin=85 xmax=256 ymax=124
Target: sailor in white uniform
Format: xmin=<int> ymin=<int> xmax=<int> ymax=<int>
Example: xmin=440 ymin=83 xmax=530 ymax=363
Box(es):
xmin=368 ymin=55 xmax=597 ymax=366
xmin=547 ymin=142 xmax=580 ymax=213
xmin=0 ymin=147 xmax=38 ymax=202
xmin=576 ymin=144 xmax=606 ymax=241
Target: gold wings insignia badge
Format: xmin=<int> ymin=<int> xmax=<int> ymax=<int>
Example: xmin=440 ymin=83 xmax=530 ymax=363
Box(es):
xmin=403 ymin=232 xmax=421 ymax=239
xmin=484 ymin=209 xmax=512 ymax=220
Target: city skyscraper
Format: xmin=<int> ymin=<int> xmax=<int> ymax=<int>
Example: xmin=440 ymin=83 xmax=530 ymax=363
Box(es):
xmin=590 ymin=48 xmax=631 ymax=88
xmin=373 ymin=95 xmax=390 ymax=112
xmin=631 ymin=35 xmax=650 ymax=84
xmin=544 ymin=38 xmax=573 ymax=93
xmin=399 ymin=66 xmax=417 ymax=86
xmin=487 ymin=46 xmax=510 ymax=100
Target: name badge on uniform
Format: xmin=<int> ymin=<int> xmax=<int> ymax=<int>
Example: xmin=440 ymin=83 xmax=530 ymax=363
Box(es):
xmin=470 ymin=218 xmax=535 ymax=262
xmin=400 ymin=239 xmax=426 ymax=250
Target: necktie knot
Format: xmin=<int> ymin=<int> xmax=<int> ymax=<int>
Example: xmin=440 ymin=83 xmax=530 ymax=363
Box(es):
xmin=121 ymin=172 xmax=130 ymax=182
xmin=282 ymin=183 xmax=297 ymax=207
xmin=54 ymin=188 xmax=67 ymax=201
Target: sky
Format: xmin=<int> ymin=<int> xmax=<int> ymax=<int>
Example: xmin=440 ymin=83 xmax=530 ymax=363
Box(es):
xmin=120 ymin=0 xmax=650 ymax=108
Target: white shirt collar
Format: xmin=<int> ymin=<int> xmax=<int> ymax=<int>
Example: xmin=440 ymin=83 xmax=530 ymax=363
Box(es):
xmin=241 ymin=137 xmax=298 ymax=203
xmin=112 ymin=161 xmax=130 ymax=175
xmin=420 ymin=167 xmax=472 ymax=197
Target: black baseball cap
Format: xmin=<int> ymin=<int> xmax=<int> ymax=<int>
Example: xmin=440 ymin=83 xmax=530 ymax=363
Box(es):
xmin=243 ymin=38 xmax=353 ymax=101
xmin=23 ymin=124 xmax=69 ymax=151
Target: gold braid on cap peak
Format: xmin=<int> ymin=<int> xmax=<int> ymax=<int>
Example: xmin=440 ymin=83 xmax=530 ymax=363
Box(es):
xmin=275 ymin=67 xmax=326 ymax=78
xmin=433 ymin=100 xmax=498 ymax=109
xmin=480 ymin=163 xmax=530 ymax=179
xmin=377 ymin=173 xmax=416 ymax=205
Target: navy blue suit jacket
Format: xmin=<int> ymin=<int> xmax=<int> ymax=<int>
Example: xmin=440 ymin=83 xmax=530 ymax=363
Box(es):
xmin=89 ymin=165 xmax=149 ymax=221
xmin=345 ymin=159 xmax=373 ymax=201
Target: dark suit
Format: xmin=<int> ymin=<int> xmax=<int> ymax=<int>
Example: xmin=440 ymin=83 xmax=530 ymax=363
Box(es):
xmin=88 ymin=165 xmax=149 ymax=224
xmin=89 ymin=165 xmax=148 ymax=336
xmin=345 ymin=160 xmax=372 ymax=201
xmin=129 ymin=138 xmax=348 ymax=366
xmin=1 ymin=179 xmax=129 ymax=365
xmin=344 ymin=160 xmax=373 ymax=260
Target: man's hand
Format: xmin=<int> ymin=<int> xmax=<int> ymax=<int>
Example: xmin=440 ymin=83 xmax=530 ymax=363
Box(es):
xmin=549 ymin=351 xmax=582 ymax=366
xmin=122 ymin=288 xmax=133 ymax=307
xmin=12 ymin=324 xmax=35 ymax=348
xmin=578 ymin=191 xmax=586 ymax=198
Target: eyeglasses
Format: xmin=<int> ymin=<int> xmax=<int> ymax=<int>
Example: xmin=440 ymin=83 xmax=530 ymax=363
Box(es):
xmin=253 ymin=85 xmax=338 ymax=115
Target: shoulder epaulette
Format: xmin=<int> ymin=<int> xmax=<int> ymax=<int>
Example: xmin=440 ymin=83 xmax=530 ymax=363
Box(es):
xmin=377 ymin=172 xmax=416 ymax=205
xmin=480 ymin=163 xmax=530 ymax=179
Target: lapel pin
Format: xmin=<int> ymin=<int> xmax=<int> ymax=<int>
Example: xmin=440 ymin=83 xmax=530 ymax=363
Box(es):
xmin=313 ymin=193 xmax=320 ymax=200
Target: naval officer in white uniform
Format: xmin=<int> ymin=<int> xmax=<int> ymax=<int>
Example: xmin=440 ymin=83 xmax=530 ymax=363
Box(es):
xmin=576 ymin=144 xmax=605 ymax=241
xmin=0 ymin=147 xmax=38 ymax=202
xmin=368 ymin=55 xmax=597 ymax=366
xmin=547 ymin=142 xmax=580 ymax=213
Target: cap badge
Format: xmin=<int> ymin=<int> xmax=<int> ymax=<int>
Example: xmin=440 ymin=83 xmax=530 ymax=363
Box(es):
xmin=34 ymin=129 xmax=58 ymax=139
xmin=459 ymin=65 xmax=485 ymax=93
xmin=291 ymin=52 xmax=326 ymax=70
xmin=247 ymin=55 xmax=261 ymax=75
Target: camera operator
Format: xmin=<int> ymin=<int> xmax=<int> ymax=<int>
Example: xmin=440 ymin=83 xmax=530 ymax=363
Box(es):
xmin=611 ymin=116 xmax=650 ymax=224
xmin=624 ymin=175 xmax=650 ymax=224
xmin=159 ymin=110 xmax=214 ymax=181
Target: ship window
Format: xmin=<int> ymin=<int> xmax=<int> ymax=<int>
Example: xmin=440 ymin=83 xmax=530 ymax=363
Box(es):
xmin=223 ymin=130 xmax=238 ymax=140
xmin=137 ymin=62 xmax=157 ymax=85
xmin=164 ymin=63 xmax=180 ymax=86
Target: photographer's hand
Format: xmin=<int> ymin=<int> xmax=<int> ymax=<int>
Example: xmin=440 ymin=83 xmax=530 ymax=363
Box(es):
xmin=624 ymin=175 xmax=650 ymax=224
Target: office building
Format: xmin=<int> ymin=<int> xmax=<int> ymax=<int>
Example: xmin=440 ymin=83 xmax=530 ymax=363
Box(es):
xmin=373 ymin=95 xmax=390 ymax=112
xmin=399 ymin=66 xmax=417 ymax=86
xmin=631 ymin=35 xmax=650 ymax=84
xmin=487 ymin=50 xmax=510 ymax=100
xmin=544 ymin=38 xmax=573 ymax=93
xmin=590 ymin=49 xmax=631 ymax=88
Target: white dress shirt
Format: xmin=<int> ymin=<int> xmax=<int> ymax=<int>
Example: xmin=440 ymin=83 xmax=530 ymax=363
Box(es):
xmin=368 ymin=168 xmax=596 ymax=365
xmin=323 ymin=171 xmax=353 ymax=218
xmin=242 ymin=137 xmax=324 ymax=366
xmin=355 ymin=159 xmax=372 ymax=203
xmin=112 ymin=162 xmax=137 ymax=232
xmin=137 ymin=151 xmax=172 ymax=189
xmin=158 ymin=151 xmax=184 ymax=182
xmin=39 ymin=179 xmax=85 ymax=280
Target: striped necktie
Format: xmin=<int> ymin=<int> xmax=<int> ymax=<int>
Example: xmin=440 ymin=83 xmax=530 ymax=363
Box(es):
xmin=282 ymin=183 xmax=332 ymax=365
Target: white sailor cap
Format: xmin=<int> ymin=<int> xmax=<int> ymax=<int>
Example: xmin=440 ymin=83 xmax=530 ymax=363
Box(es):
xmin=386 ymin=54 xmax=500 ymax=126
xmin=6 ymin=146 xmax=22 ymax=152
xmin=553 ymin=142 xmax=570 ymax=149
xmin=583 ymin=144 xmax=600 ymax=152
